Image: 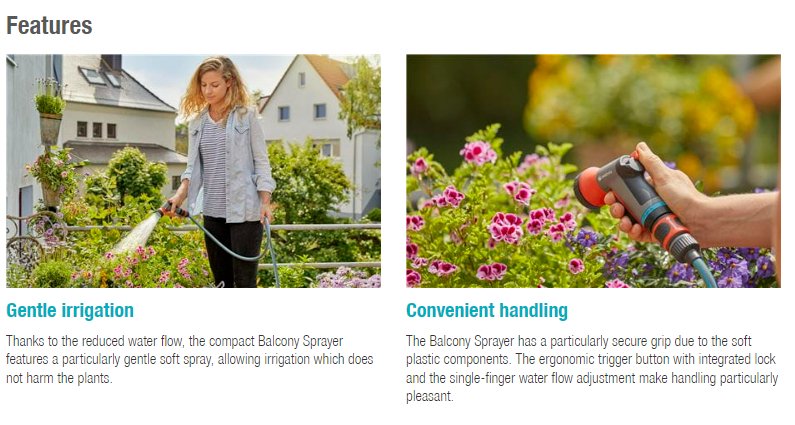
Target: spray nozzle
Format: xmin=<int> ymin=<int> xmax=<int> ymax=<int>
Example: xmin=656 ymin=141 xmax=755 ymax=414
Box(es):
xmin=159 ymin=201 xmax=189 ymax=218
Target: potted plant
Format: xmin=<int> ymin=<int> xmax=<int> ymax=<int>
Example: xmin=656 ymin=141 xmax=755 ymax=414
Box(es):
xmin=26 ymin=146 xmax=84 ymax=208
xmin=35 ymin=78 xmax=66 ymax=146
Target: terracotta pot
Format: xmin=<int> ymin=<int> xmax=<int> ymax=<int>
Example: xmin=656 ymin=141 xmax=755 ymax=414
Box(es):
xmin=41 ymin=183 xmax=60 ymax=207
xmin=39 ymin=113 xmax=62 ymax=146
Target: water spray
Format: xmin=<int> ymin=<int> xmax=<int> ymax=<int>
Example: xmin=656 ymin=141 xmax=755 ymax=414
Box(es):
xmin=113 ymin=201 xmax=280 ymax=287
xmin=573 ymin=152 xmax=717 ymax=288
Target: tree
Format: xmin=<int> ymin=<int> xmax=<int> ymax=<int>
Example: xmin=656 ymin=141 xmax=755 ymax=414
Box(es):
xmin=86 ymin=147 xmax=166 ymax=208
xmin=339 ymin=56 xmax=381 ymax=138
xmin=268 ymin=140 xmax=350 ymax=224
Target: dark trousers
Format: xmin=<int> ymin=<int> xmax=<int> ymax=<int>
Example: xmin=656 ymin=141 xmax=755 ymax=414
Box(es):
xmin=203 ymin=216 xmax=263 ymax=288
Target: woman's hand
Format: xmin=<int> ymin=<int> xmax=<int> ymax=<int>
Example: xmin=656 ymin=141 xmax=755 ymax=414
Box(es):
xmin=165 ymin=179 xmax=189 ymax=218
xmin=260 ymin=192 xmax=274 ymax=224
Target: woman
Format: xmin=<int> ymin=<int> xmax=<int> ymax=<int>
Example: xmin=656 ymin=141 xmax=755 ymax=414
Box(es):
xmin=168 ymin=56 xmax=276 ymax=288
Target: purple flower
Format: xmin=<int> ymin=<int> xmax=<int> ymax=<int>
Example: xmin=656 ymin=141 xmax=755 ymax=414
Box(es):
xmin=489 ymin=212 xmax=524 ymax=244
xmin=575 ymin=229 xmax=599 ymax=248
xmin=737 ymin=247 xmax=760 ymax=262
xmin=755 ymin=255 xmax=774 ymax=279
xmin=717 ymin=273 xmax=743 ymax=288
xmin=428 ymin=260 xmax=458 ymax=277
xmin=568 ymin=258 xmax=585 ymax=274
xmin=460 ymin=140 xmax=497 ymax=165
xmin=406 ymin=215 xmax=425 ymax=231
xmin=407 ymin=270 xmax=422 ymax=288
xmin=476 ymin=263 xmax=508 ymax=281
xmin=603 ymin=249 xmax=630 ymax=279
xmin=605 ymin=279 xmax=630 ymax=288
xmin=411 ymin=157 xmax=428 ymax=176
xmin=667 ymin=263 xmax=695 ymax=283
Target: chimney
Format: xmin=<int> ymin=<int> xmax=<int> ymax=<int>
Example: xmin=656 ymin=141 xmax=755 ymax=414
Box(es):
xmin=101 ymin=54 xmax=123 ymax=71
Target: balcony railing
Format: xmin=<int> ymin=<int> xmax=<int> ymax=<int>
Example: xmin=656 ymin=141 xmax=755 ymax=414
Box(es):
xmin=7 ymin=212 xmax=380 ymax=271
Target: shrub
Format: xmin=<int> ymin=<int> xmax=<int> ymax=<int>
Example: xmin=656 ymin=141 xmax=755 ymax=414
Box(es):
xmin=32 ymin=261 xmax=72 ymax=288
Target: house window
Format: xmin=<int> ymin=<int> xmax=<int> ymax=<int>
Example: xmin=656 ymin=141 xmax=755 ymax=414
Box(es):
xmin=107 ymin=123 xmax=117 ymax=139
xmin=80 ymin=68 xmax=106 ymax=85
xmin=312 ymin=139 xmax=340 ymax=158
xmin=314 ymin=103 xmax=327 ymax=120
xmin=172 ymin=176 xmax=182 ymax=190
xmin=298 ymin=72 xmax=306 ymax=88
xmin=77 ymin=121 xmax=87 ymax=137
xmin=104 ymin=72 xmax=121 ymax=88
xmin=93 ymin=122 xmax=103 ymax=138
xmin=278 ymin=106 xmax=290 ymax=122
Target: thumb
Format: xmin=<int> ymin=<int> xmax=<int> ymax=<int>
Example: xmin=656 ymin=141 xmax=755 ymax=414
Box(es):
xmin=636 ymin=142 xmax=671 ymax=183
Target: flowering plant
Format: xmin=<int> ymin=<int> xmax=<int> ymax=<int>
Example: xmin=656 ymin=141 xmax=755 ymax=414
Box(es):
xmin=26 ymin=147 xmax=85 ymax=200
xmin=35 ymin=78 xmax=66 ymax=115
xmin=314 ymin=267 xmax=381 ymax=288
xmin=406 ymin=124 xmax=777 ymax=288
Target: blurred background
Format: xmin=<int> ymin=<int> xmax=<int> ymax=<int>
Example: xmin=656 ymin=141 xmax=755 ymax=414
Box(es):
xmin=407 ymin=55 xmax=780 ymax=193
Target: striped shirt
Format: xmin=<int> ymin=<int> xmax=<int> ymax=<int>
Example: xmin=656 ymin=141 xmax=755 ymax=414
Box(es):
xmin=199 ymin=116 xmax=227 ymax=218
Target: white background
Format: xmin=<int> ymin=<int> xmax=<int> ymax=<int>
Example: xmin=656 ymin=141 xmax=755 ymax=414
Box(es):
xmin=1 ymin=1 xmax=792 ymax=423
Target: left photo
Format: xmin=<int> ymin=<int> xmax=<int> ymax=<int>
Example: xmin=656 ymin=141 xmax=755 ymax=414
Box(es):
xmin=7 ymin=54 xmax=381 ymax=288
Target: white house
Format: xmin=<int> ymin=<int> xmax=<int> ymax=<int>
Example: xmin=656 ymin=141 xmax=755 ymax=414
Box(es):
xmin=60 ymin=55 xmax=185 ymax=198
xmin=6 ymin=54 xmax=59 ymax=222
xmin=259 ymin=54 xmax=380 ymax=219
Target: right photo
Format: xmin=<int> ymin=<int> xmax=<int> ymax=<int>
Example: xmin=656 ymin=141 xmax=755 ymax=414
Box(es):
xmin=406 ymin=55 xmax=780 ymax=288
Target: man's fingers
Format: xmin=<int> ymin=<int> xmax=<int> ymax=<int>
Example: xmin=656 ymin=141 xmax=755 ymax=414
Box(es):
xmin=610 ymin=203 xmax=625 ymax=219
xmin=604 ymin=191 xmax=617 ymax=205
xmin=637 ymin=142 xmax=670 ymax=183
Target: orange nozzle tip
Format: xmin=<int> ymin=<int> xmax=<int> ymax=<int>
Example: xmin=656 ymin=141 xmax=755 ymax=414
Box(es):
xmin=576 ymin=167 xmax=607 ymax=208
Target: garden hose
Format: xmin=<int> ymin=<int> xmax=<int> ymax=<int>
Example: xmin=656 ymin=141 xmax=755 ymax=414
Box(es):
xmin=573 ymin=152 xmax=718 ymax=288
xmin=158 ymin=201 xmax=281 ymax=288
xmin=692 ymin=257 xmax=717 ymax=288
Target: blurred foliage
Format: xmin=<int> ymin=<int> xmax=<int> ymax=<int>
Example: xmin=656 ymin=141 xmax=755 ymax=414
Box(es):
xmin=525 ymin=55 xmax=759 ymax=191
xmin=407 ymin=55 xmax=534 ymax=170
xmin=339 ymin=56 xmax=381 ymax=138
xmin=408 ymin=55 xmax=779 ymax=193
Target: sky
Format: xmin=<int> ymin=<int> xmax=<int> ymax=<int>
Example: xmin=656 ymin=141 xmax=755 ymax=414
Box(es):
xmin=122 ymin=55 xmax=295 ymax=120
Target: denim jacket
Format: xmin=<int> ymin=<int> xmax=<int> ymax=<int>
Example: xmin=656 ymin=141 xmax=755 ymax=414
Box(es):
xmin=181 ymin=106 xmax=276 ymax=223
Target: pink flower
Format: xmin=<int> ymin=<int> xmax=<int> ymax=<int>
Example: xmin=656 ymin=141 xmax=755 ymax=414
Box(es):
xmin=517 ymin=153 xmax=550 ymax=173
xmin=158 ymin=271 xmax=170 ymax=283
xmin=559 ymin=212 xmax=577 ymax=230
xmin=503 ymin=181 xmax=536 ymax=206
xmin=489 ymin=212 xmax=524 ymax=244
xmin=411 ymin=257 xmax=428 ymax=269
xmin=606 ymin=279 xmax=630 ymax=288
xmin=460 ymin=140 xmax=497 ymax=165
xmin=407 ymin=269 xmax=422 ymax=288
xmin=411 ymin=157 xmax=428 ymax=176
xmin=104 ymin=252 xmax=114 ymax=260
xmin=476 ymin=262 xmax=508 ymax=281
xmin=406 ymin=215 xmax=425 ymax=231
xmin=569 ymin=258 xmax=585 ymax=274
xmin=547 ymin=223 xmax=566 ymax=242
xmin=527 ymin=219 xmax=544 ymax=235
xmin=406 ymin=240 xmax=419 ymax=259
xmin=443 ymin=185 xmax=464 ymax=207
xmin=428 ymin=260 xmax=458 ymax=277
xmin=555 ymin=195 xmax=570 ymax=208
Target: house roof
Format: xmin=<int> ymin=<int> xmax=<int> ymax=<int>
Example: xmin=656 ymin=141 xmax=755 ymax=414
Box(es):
xmin=259 ymin=55 xmax=353 ymax=113
xmin=62 ymin=55 xmax=176 ymax=113
xmin=64 ymin=140 xmax=187 ymax=165
xmin=305 ymin=54 xmax=353 ymax=99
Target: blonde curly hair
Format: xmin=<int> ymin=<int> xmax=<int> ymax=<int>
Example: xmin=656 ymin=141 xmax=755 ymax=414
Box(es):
xmin=180 ymin=56 xmax=250 ymax=119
